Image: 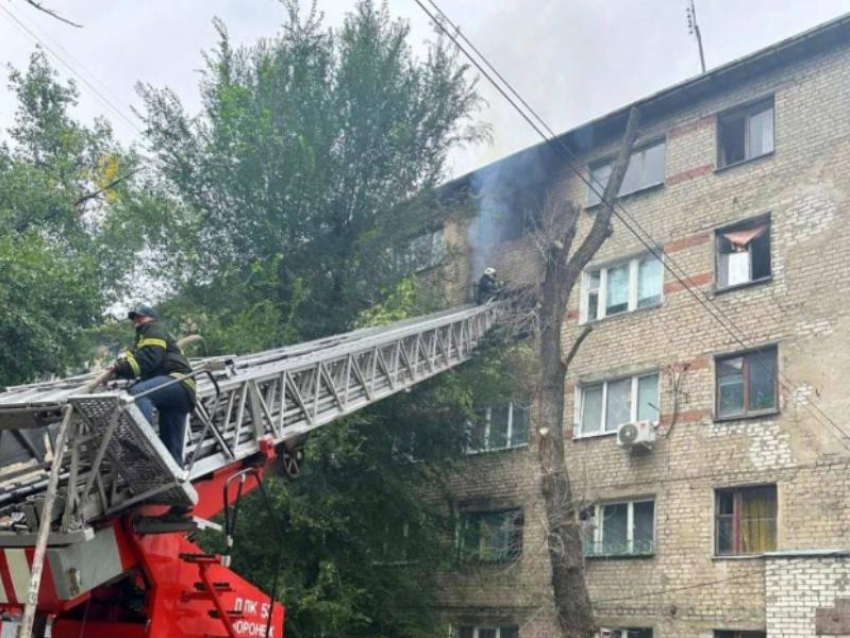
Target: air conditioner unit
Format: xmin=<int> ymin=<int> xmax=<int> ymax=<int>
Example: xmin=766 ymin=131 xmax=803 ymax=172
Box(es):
xmin=617 ymin=420 xmax=656 ymax=451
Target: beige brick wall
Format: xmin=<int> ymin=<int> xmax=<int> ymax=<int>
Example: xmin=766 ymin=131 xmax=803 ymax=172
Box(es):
xmin=428 ymin=32 xmax=850 ymax=638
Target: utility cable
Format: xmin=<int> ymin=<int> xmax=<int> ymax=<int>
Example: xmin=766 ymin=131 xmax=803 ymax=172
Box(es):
xmin=414 ymin=0 xmax=850 ymax=452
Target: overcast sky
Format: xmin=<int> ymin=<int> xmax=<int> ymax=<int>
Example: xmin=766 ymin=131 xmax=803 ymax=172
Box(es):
xmin=0 ymin=0 xmax=847 ymax=177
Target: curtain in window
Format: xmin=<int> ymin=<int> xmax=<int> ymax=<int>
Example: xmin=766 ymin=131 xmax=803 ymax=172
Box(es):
xmin=605 ymin=379 xmax=632 ymax=431
xmin=723 ymin=224 xmax=768 ymax=252
xmin=638 ymin=256 xmax=662 ymax=307
xmin=581 ymin=385 xmax=604 ymax=434
xmin=606 ymin=265 xmax=630 ymax=314
xmin=740 ymin=488 xmax=777 ymax=553
xmin=749 ymin=105 xmax=774 ymax=157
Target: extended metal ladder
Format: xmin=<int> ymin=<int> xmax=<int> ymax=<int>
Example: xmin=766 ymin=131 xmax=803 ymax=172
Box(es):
xmin=0 ymin=303 xmax=503 ymax=543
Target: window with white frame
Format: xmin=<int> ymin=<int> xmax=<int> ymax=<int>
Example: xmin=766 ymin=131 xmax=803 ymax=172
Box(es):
xmin=582 ymin=254 xmax=663 ymax=322
xmin=581 ymin=499 xmax=655 ymax=557
xmin=578 ymin=372 xmax=660 ymax=436
xmin=587 ymin=139 xmax=667 ymax=206
xmin=466 ymin=402 xmax=529 ymax=453
xmin=456 ymin=626 xmax=519 ymax=638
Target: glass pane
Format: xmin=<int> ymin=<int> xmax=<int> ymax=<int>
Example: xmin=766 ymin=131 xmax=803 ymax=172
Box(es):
xmin=460 ymin=514 xmax=481 ymax=557
xmin=580 ymin=507 xmax=597 ymax=556
xmin=459 ymin=628 xmax=474 ymax=638
xmin=580 ymin=385 xmax=603 ymax=434
xmin=588 ymin=163 xmax=611 ymax=206
xmin=633 ymin=501 xmax=655 ymax=554
xmin=510 ymin=404 xmax=528 ymax=447
xmin=479 ymin=630 xmax=497 ymax=638
xmin=601 ymin=503 xmax=628 ymax=555
xmin=719 ymin=113 xmax=747 ymax=167
xmin=619 ymin=152 xmax=643 ymax=195
xmin=717 ymin=491 xmax=735 ymax=515
xmin=627 ymin=631 xmax=653 ymax=638
xmin=605 ymin=379 xmax=632 ymax=431
xmin=606 ymin=264 xmax=630 ymax=315
xmin=644 ymin=141 xmax=666 ymax=186
xmin=637 ymin=374 xmax=660 ymax=423
xmin=467 ymin=414 xmax=487 ymax=453
xmin=586 ymin=271 xmax=600 ymax=320
xmin=716 ymin=515 xmax=734 ymax=554
xmin=500 ymin=627 xmax=520 ymax=638
xmin=749 ymin=104 xmax=774 ymax=157
xmin=638 ymin=255 xmax=663 ymax=307
xmin=718 ymin=357 xmax=744 ymax=417
xmin=747 ymin=350 xmax=777 ymax=412
xmin=741 ymin=487 xmax=777 ymax=553
xmin=490 ymin=405 xmax=510 ymax=449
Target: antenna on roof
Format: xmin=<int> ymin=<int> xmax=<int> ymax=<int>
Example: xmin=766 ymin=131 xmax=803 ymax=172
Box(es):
xmin=686 ymin=0 xmax=707 ymax=74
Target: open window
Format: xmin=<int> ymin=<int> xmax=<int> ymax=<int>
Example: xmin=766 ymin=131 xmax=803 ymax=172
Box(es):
xmin=715 ymin=485 xmax=777 ymax=556
xmin=717 ymin=98 xmax=774 ymax=168
xmin=716 ymin=217 xmax=771 ymax=290
xmin=458 ymin=508 xmax=523 ymax=563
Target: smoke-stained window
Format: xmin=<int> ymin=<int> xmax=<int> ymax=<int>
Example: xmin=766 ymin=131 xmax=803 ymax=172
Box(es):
xmin=587 ymin=139 xmax=667 ymax=206
xmin=394 ymin=229 xmax=447 ymax=273
xmin=457 ymin=508 xmax=523 ymax=562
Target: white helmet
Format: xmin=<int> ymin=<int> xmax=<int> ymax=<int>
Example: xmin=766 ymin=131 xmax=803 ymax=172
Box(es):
xmin=483 ymin=267 xmax=496 ymax=277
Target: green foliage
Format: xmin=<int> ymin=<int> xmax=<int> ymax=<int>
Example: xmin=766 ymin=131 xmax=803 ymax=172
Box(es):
xmin=133 ymin=0 xmax=485 ymax=342
xmin=0 ymin=51 xmax=141 ymax=386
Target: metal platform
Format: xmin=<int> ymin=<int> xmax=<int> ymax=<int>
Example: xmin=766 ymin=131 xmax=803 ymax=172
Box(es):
xmin=0 ymin=303 xmax=504 ymax=542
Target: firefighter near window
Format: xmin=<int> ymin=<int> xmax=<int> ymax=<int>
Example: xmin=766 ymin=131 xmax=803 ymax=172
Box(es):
xmin=476 ymin=267 xmax=504 ymax=304
xmin=111 ymin=305 xmax=196 ymax=468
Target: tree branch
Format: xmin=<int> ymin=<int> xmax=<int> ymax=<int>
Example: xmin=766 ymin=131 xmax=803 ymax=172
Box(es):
xmin=563 ymin=324 xmax=592 ymax=369
xmin=22 ymin=0 xmax=82 ymax=27
xmin=73 ymin=167 xmax=143 ymax=207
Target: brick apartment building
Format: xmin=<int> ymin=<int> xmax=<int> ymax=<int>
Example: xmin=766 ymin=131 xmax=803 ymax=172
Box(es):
xmin=417 ymin=13 xmax=850 ymax=638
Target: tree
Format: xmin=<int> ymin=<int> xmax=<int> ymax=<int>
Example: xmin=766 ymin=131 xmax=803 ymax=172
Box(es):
xmin=134 ymin=0 xmax=486 ymax=349
xmin=130 ymin=2 xmax=488 ymax=635
xmin=533 ymin=108 xmax=640 ymax=637
xmin=0 ymin=51 xmax=139 ymax=387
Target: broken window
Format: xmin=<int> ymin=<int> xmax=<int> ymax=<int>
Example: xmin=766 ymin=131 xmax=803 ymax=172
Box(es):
xmin=394 ymin=229 xmax=447 ymax=273
xmin=457 ymin=626 xmax=519 ymax=638
xmin=458 ymin=509 xmax=523 ymax=562
xmin=717 ymin=98 xmax=774 ymax=168
xmin=716 ymin=347 xmax=777 ymax=419
xmin=715 ymin=486 xmax=777 ymax=556
xmin=582 ymin=499 xmax=655 ymax=557
xmin=578 ymin=373 xmax=660 ymax=436
xmin=465 ymin=402 xmax=529 ymax=454
xmin=587 ymin=139 xmax=667 ymax=206
xmin=716 ymin=218 xmax=771 ymax=289
xmin=582 ymin=254 xmax=663 ymax=322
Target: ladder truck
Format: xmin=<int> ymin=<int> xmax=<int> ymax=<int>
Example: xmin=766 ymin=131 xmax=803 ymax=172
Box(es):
xmin=0 ymin=303 xmax=503 ymax=638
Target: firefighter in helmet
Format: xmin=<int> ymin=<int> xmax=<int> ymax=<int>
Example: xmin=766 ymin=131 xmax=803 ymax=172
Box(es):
xmin=476 ymin=267 xmax=503 ymax=304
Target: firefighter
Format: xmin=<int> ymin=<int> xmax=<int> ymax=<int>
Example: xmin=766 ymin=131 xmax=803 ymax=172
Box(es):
xmin=111 ymin=305 xmax=196 ymax=469
xmin=476 ymin=267 xmax=503 ymax=304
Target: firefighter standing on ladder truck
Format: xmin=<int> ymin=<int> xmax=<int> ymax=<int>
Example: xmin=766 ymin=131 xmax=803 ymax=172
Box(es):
xmin=111 ymin=305 xmax=196 ymax=520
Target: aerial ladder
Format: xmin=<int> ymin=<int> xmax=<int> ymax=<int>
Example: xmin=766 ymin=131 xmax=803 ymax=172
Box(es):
xmin=0 ymin=302 xmax=505 ymax=638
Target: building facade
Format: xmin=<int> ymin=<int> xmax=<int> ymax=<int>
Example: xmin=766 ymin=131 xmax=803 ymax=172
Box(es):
xmin=425 ymin=13 xmax=850 ymax=638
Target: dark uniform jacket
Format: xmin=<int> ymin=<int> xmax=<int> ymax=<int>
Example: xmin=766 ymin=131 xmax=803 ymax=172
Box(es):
xmin=477 ymin=274 xmax=502 ymax=304
xmin=114 ymin=320 xmax=196 ymax=404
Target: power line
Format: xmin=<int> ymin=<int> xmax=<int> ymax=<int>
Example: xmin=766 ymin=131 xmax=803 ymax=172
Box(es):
xmin=0 ymin=4 xmax=144 ymax=136
xmin=414 ymin=0 xmax=850 ymax=453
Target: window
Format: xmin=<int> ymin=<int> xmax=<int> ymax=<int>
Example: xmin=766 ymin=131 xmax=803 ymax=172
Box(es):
xmin=716 ymin=218 xmax=771 ymax=289
xmin=458 ymin=509 xmax=523 ymax=562
xmin=578 ymin=372 xmax=660 ymax=436
xmin=716 ymin=347 xmax=777 ymax=419
xmin=715 ymin=486 xmax=777 ymax=556
xmin=588 ymin=140 xmax=667 ymax=206
xmin=715 ymin=632 xmax=766 ymax=638
xmin=375 ymin=521 xmax=412 ymax=565
xmin=597 ymin=630 xmax=653 ymax=638
xmin=717 ymin=98 xmax=774 ymax=168
xmin=466 ymin=402 xmax=529 ymax=453
xmin=582 ymin=500 xmax=655 ymax=557
xmin=395 ymin=229 xmax=447 ymax=273
xmin=457 ymin=626 xmax=519 ymax=638
xmin=582 ymin=254 xmax=663 ymax=322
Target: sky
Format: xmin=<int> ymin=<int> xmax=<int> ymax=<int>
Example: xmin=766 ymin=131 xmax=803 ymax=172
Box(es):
xmin=0 ymin=0 xmax=848 ymax=178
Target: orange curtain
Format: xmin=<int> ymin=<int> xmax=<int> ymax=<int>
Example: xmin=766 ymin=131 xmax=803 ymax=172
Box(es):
xmin=740 ymin=488 xmax=777 ymax=553
xmin=723 ymin=225 xmax=768 ymax=252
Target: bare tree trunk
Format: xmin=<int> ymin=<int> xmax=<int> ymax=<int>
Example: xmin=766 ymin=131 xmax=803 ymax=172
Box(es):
xmin=535 ymin=108 xmax=641 ymax=638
